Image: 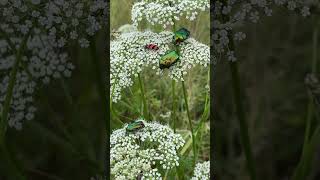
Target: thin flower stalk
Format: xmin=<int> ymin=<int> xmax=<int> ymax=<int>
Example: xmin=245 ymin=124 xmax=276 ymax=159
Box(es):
xmin=138 ymin=73 xmax=149 ymax=120
xmin=229 ymin=60 xmax=257 ymax=180
xmin=172 ymin=80 xmax=176 ymax=132
xmin=182 ymin=80 xmax=196 ymax=165
xmin=0 ymin=33 xmax=29 ymax=141
xmin=216 ymin=1 xmax=257 ymax=179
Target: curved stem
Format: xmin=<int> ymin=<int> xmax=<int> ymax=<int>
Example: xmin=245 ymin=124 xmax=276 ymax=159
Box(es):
xmin=138 ymin=73 xmax=149 ymax=120
xmin=229 ymin=61 xmax=257 ymax=180
xmin=182 ymin=81 xmax=196 ymax=165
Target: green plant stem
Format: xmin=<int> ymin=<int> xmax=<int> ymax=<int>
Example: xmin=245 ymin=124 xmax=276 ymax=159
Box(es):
xmin=182 ymin=81 xmax=196 ymax=165
xmin=138 ymin=73 xmax=149 ymax=120
xmin=172 ymin=80 xmax=176 ymax=132
xmin=0 ymin=32 xmax=29 ymax=142
xmin=90 ymin=37 xmax=107 ymax=173
xmin=0 ymin=50 xmax=22 ymax=141
xmin=304 ymin=23 xmax=318 ymax=150
xmin=0 ymin=33 xmax=29 ymax=180
xmin=229 ymin=61 xmax=257 ymax=180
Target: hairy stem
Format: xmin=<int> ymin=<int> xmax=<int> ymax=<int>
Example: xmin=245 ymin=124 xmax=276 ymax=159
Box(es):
xmin=229 ymin=61 xmax=257 ymax=180
xmin=138 ymin=73 xmax=149 ymax=120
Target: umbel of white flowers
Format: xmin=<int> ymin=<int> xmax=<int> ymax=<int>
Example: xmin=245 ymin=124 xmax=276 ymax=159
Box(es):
xmin=0 ymin=35 xmax=74 ymax=130
xmin=0 ymin=0 xmax=107 ymax=48
xmin=191 ymin=161 xmax=210 ymax=180
xmin=110 ymin=30 xmax=210 ymax=102
xmin=213 ymin=0 xmax=312 ymax=62
xmin=0 ymin=0 xmax=107 ymax=129
xmin=110 ymin=120 xmax=185 ymax=180
xmin=131 ymin=0 xmax=210 ymax=28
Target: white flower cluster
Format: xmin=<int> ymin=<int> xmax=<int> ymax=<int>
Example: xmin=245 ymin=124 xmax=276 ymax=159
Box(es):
xmin=0 ymin=0 xmax=107 ymax=48
xmin=131 ymin=0 xmax=210 ymax=28
xmin=110 ymin=120 xmax=185 ymax=180
xmin=191 ymin=161 xmax=210 ymax=180
xmin=0 ymin=0 xmax=106 ymax=129
xmin=0 ymin=72 xmax=36 ymax=130
xmin=213 ymin=0 xmax=311 ymax=61
xmin=110 ymin=30 xmax=210 ymax=102
xmin=0 ymin=35 xmax=74 ymax=129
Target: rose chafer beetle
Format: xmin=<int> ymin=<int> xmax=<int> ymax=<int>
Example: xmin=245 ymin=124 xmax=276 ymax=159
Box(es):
xmin=126 ymin=119 xmax=145 ymax=132
xmin=173 ymin=27 xmax=190 ymax=45
xmin=159 ymin=50 xmax=179 ymax=69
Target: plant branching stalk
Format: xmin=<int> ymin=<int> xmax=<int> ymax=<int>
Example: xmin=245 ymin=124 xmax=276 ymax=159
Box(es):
xmin=182 ymin=81 xmax=196 ymax=165
xmin=171 ymin=14 xmax=178 ymax=133
xmin=138 ymin=73 xmax=149 ymax=120
xmin=0 ymin=50 xmax=22 ymax=140
xmin=229 ymin=61 xmax=257 ymax=180
xmin=218 ymin=2 xmax=257 ymax=176
xmin=0 ymin=32 xmax=30 ymax=180
xmin=0 ymin=33 xmax=29 ymax=142
xmin=172 ymin=80 xmax=176 ymax=132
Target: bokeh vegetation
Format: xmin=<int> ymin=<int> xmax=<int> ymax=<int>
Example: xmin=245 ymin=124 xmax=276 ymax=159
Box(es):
xmin=213 ymin=8 xmax=320 ymax=180
xmin=0 ymin=33 xmax=107 ymax=180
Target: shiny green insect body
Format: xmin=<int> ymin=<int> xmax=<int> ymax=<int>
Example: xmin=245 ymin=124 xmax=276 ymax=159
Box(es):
xmin=126 ymin=119 xmax=145 ymax=132
xmin=159 ymin=50 xmax=179 ymax=69
xmin=173 ymin=27 xmax=190 ymax=44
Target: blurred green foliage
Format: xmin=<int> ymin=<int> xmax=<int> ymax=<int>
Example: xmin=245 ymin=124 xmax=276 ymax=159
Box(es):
xmin=213 ymin=8 xmax=320 ymax=180
xmin=0 ymin=33 xmax=107 ymax=180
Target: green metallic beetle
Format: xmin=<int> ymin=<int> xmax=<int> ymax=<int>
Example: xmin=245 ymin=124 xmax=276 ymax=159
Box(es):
xmin=126 ymin=119 xmax=145 ymax=132
xmin=159 ymin=50 xmax=179 ymax=69
xmin=173 ymin=27 xmax=190 ymax=44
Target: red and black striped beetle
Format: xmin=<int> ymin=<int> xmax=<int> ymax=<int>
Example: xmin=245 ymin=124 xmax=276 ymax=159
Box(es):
xmin=145 ymin=44 xmax=159 ymax=50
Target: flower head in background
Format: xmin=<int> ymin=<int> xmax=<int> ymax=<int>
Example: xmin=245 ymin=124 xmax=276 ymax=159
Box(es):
xmin=0 ymin=35 xmax=74 ymax=129
xmin=191 ymin=161 xmax=210 ymax=180
xmin=213 ymin=0 xmax=311 ymax=62
xmin=131 ymin=0 xmax=210 ymax=28
xmin=0 ymin=0 xmax=106 ymax=129
xmin=110 ymin=120 xmax=185 ymax=179
xmin=0 ymin=0 xmax=107 ymax=48
xmin=110 ymin=30 xmax=210 ymax=102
